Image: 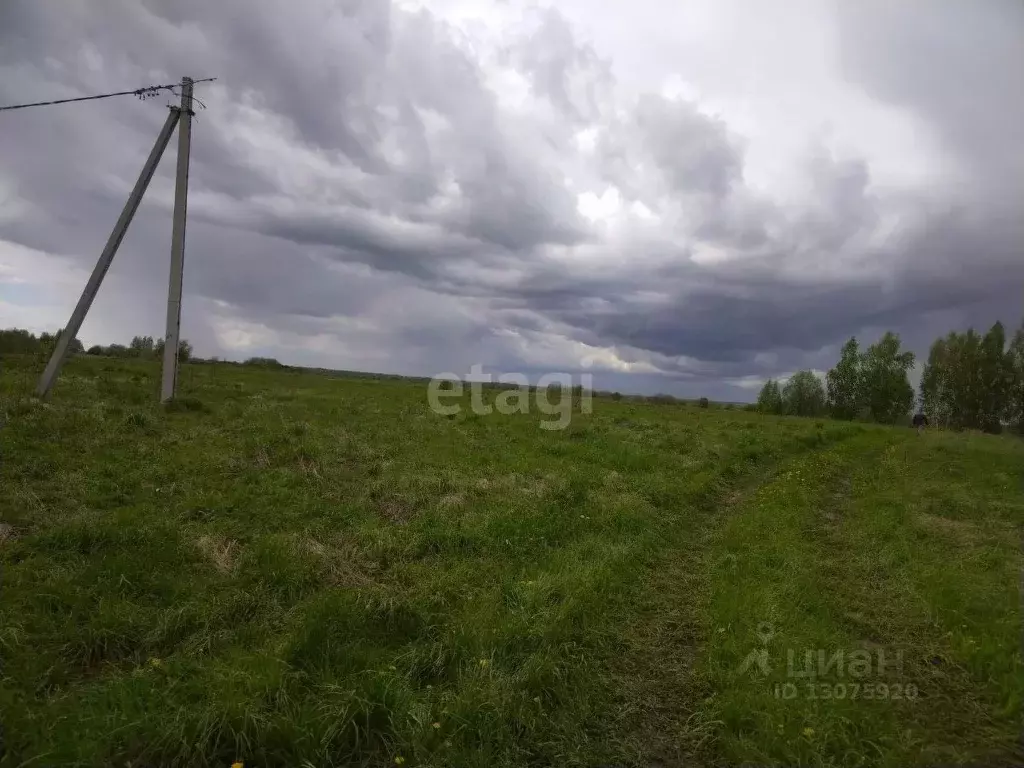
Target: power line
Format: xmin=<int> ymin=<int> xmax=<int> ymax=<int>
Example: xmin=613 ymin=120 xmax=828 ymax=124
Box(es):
xmin=0 ymin=78 xmax=216 ymax=112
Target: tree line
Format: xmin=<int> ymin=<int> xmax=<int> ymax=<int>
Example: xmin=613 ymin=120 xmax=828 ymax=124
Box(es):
xmin=757 ymin=319 xmax=1024 ymax=433
xmin=1 ymin=327 xmax=299 ymax=371
xmin=0 ymin=328 xmax=192 ymax=362
xmin=919 ymin=321 xmax=1024 ymax=433
xmin=7 ymin=320 xmax=1024 ymax=434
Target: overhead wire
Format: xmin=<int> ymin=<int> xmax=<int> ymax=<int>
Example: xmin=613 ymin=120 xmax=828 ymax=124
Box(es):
xmin=0 ymin=78 xmax=217 ymax=112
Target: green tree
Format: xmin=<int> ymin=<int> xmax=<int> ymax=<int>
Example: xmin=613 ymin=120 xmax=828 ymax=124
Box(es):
xmin=756 ymin=378 xmax=784 ymax=414
xmin=45 ymin=328 xmax=83 ymax=356
xmin=920 ymin=323 xmax=1013 ymax=432
xmin=826 ymin=337 xmax=861 ymax=420
xmin=781 ymin=370 xmax=827 ymax=417
xmin=945 ymin=329 xmax=984 ymax=430
xmin=0 ymin=328 xmax=41 ymax=354
xmin=38 ymin=331 xmax=55 ymax=356
xmin=978 ymin=321 xmax=1009 ymax=432
xmin=1006 ymin=321 xmax=1024 ymax=433
xmin=920 ymin=336 xmax=952 ymax=426
xmin=154 ymin=338 xmax=192 ymax=362
xmin=129 ymin=335 xmax=156 ymax=358
xmin=860 ymin=331 xmax=914 ymax=423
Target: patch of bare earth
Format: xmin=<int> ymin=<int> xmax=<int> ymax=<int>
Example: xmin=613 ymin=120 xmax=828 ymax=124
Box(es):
xmin=0 ymin=522 xmax=17 ymax=544
xmin=296 ymin=535 xmax=378 ymax=587
xmin=474 ymin=472 xmax=553 ymax=497
xmin=298 ymin=453 xmax=321 ymax=480
xmin=195 ymin=535 xmax=238 ymax=573
xmin=252 ymin=444 xmax=271 ymax=469
xmin=438 ymin=493 xmax=465 ymax=509
xmin=375 ymin=495 xmax=418 ymax=524
xmin=819 ymin=474 xmax=851 ymax=533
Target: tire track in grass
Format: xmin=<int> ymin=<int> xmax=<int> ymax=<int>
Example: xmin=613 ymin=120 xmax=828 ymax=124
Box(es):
xmin=690 ymin=429 xmax=1024 ymax=767
xmin=688 ymin=431 xmax=896 ymax=767
xmin=599 ymin=425 xmax=871 ymax=767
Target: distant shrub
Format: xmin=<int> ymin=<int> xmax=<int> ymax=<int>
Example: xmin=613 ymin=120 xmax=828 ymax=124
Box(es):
xmin=611 ymin=392 xmax=623 ymax=401
xmin=649 ymin=394 xmax=677 ymax=405
xmin=129 ymin=335 xmax=156 ymax=358
xmin=0 ymin=328 xmax=42 ymax=355
xmin=699 ymin=397 xmax=710 ymax=409
xmin=244 ymin=357 xmax=284 ymax=368
xmin=0 ymin=327 xmax=83 ymax=356
xmin=724 ymin=403 xmax=734 ymax=410
xmin=743 ymin=403 xmax=757 ymax=412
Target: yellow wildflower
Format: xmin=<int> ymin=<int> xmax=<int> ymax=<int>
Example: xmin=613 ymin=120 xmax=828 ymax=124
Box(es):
xmin=394 ymin=757 xmax=405 ymax=766
xmin=432 ymin=722 xmax=441 ymax=729
xmin=802 ymin=727 xmax=815 ymax=738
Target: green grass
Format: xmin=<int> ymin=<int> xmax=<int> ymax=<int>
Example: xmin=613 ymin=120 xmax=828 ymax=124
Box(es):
xmin=1 ymin=355 xmax=1021 ymax=767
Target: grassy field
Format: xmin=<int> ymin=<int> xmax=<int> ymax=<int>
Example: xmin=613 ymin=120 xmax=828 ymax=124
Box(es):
xmin=1 ymin=355 xmax=1021 ymax=767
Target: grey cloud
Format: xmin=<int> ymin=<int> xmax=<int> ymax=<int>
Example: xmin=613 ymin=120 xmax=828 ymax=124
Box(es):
xmin=506 ymin=6 xmax=614 ymax=124
xmin=2 ymin=0 xmax=1022 ymax=398
xmin=634 ymin=94 xmax=744 ymax=200
xmin=589 ymin=95 xmax=745 ymax=205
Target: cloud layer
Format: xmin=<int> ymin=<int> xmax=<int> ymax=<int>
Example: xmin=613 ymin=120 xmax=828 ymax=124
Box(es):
xmin=1 ymin=0 xmax=1021 ymax=398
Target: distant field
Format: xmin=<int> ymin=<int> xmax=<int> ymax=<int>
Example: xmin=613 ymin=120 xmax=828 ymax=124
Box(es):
xmin=1 ymin=356 xmax=1022 ymax=767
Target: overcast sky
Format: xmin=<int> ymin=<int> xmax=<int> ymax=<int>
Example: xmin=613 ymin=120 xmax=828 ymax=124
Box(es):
xmin=1 ymin=1 xmax=1021 ymax=399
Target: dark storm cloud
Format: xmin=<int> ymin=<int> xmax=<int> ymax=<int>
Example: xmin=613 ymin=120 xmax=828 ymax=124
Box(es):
xmin=634 ymin=95 xmax=744 ymax=201
xmin=825 ymin=0 xmax=1024 ymax=337
xmin=1 ymin=0 xmax=1022 ymax=396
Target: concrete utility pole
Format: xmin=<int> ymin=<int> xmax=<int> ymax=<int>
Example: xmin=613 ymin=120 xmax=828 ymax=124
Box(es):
xmin=161 ymin=77 xmax=193 ymax=402
xmin=35 ymin=107 xmax=180 ymax=398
